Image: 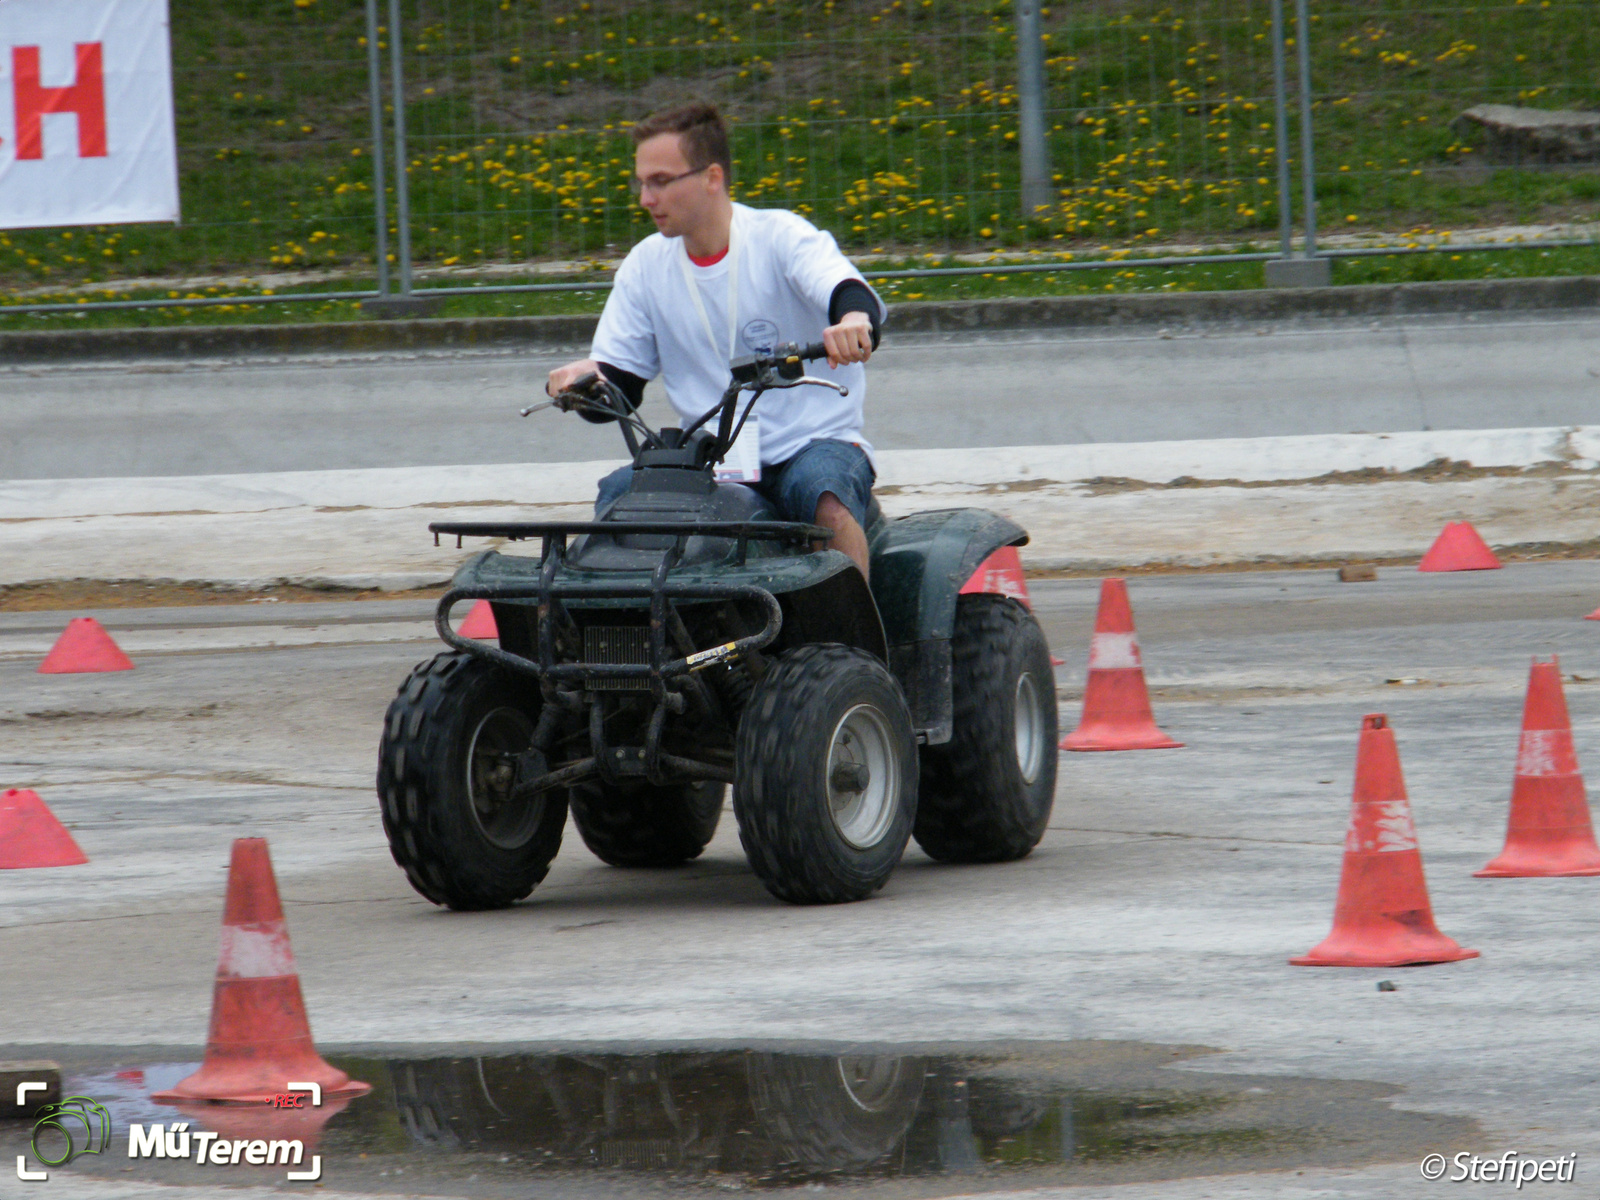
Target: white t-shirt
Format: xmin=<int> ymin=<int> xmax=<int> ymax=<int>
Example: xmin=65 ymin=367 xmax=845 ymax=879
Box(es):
xmin=590 ymin=203 xmax=886 ymax=467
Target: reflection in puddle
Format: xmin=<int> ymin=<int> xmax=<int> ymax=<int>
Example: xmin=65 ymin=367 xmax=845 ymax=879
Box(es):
xmin=354 ymin=1044 xmax=1476 ymax=1189
xmin=18 ymin=1043 xmax=1479 ymax=1195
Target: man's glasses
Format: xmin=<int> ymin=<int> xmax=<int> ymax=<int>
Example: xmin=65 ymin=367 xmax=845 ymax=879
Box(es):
xmin=627 ymin=164 xmax=711 ymax=196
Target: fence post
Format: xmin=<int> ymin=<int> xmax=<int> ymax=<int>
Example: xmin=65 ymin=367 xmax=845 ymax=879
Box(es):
xmin=364 ymin=0 xmax=438 ymax=315
xmin=387 ymin=0 xmax=416 ymax=296
xmin=363 ymin=0 xmax=390 ymax=298
xmin=1015 ymin=0 xmax=1051 ymax=218
xmin=1264 ymin=0 xmax=1330 ymax=287
xmin=1269 ymin=0 xmax=1292 ymax=261
xmin=1294 ymin=0 xmax=1320 ymax=262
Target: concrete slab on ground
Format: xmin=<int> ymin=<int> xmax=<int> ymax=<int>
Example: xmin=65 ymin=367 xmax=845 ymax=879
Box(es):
xmin=6 ymin=427 xmax=1600 ymax=586
xmin=4 ymin=564 xmax=1600 ymax=1200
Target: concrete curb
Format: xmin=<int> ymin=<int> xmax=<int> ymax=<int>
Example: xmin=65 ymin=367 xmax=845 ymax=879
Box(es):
xmin=1 ymin=273 xmax=1595 ymax=363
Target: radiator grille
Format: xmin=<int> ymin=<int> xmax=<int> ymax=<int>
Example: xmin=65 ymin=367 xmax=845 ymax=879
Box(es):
xmin=583 ymin=625 xmax=652 ymax=690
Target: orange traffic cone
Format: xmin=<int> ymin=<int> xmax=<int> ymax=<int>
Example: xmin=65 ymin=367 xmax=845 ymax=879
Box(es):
xmin=1476 ymin=657 xmax=1600 ymax=877
xmin=457 ymin=599 xmax=498 ymax=639
xmin=37 ymin=617 xmax=134 ymax=674
xmin=1417 ymin=522 xmax=1501 ymax=572
xmin=1060 ymin=578 xmax=1182 ymax=751
xmin=0 ymin=789 xmax=88 ymax=869
xmin=1292 ymin=714 xmax=1478 ymax=967
xmin=152 ymin=839 xmax=370 ymax=1105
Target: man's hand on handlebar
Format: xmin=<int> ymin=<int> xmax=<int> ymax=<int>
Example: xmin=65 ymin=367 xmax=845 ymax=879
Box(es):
xmin=821 ymin=311 xmax=873 ymax=369
xmin=547 ymin=358 xmax=603 ymax=399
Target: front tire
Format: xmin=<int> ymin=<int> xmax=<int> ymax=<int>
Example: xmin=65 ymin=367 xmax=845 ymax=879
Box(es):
xmin=914 ymin=596 xmax=1058 ymax=863
xmin=377 ymin=652 xmax=567 ymax=910
xmin=734 ymin=644 xmax=917 ymax=904
xmin=569 ymin=779 xmax=724 ymax=866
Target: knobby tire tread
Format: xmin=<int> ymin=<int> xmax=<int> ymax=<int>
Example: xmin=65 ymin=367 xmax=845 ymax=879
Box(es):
xmin=377 ymin=651 xmax=566 ymax=909
xmin=915 ymin=596 xmax=1058 ymax=863
xmin=734 ymin=643 xmax=917 ymax=904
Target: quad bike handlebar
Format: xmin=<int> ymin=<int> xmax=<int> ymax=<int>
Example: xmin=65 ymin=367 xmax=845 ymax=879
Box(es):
xmin=524 ymin=340 xmax=843 ymax=469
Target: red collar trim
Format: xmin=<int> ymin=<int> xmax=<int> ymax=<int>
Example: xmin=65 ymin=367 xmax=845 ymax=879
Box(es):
xmin=687 ymin=245 xmax=729 ymax=267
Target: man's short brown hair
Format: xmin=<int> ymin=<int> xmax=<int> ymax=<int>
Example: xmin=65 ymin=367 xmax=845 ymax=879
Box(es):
xmin=631 ymin=101 xmax=732 ymax=185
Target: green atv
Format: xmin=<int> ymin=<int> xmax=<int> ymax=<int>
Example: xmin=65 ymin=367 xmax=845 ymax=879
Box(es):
xmin=377 ymin=341 xmax=1057 ymax=906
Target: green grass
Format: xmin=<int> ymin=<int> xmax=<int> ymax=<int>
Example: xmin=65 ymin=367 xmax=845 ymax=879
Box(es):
xmin=0 ymin=0 xmax=1594 ymax=300
xmin=3 ymin=243 xmax=1595 ymax=332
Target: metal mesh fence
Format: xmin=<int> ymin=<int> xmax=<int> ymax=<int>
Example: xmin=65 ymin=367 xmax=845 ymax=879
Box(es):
xmin=1 ymin=0 xmax=1597 ymax=313
xmin=1307 ymin=0 xmax=1600 ymax=245
xmin=397 ymin=0 xmax=1293 ymax=266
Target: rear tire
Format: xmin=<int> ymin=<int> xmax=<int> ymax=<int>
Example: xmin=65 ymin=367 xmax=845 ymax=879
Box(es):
xmin=377 ymin=652 xmax=567 ymax=910
xmin=914 ymin=596 xmax=1057 ymax=863
xmin=569 ymin=779 xmax=724 ymax=866
xmin=746 ymin=1053 xmax=925 ymax=1172
xmin=734 ymin=644 xmax=917 ymax=904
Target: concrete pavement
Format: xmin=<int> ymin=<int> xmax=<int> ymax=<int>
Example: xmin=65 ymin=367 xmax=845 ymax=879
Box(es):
xmin=5 ymin=565 xmax=1600 ymax=1199
xmin=4 ymin=310 xmax=1599 ymax=479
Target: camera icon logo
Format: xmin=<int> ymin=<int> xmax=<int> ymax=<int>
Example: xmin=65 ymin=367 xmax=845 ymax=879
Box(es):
xmin=31 ymin=1095 xmax=112 ymax=1167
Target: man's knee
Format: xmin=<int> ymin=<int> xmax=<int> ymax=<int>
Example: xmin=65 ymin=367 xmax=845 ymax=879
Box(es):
xmin=814 ymin=491 xmax=856 ymax=526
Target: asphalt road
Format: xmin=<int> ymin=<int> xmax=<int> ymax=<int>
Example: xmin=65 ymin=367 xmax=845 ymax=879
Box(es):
xmin=5 ymin=562 xmax=1600 ymax=1197
xmin=5 ymin=309 xmax=1600 ymax=479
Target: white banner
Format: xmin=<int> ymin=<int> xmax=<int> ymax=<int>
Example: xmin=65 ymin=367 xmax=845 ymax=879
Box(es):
xmin=0 ymin=0 xmax=178 ymax=229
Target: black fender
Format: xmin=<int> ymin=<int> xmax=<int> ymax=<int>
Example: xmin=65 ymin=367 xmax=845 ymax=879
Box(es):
xmin=868 ymin=508 xmax=1029 ymax=743
xmin=774 ymin=561 xmax=889 ymax=663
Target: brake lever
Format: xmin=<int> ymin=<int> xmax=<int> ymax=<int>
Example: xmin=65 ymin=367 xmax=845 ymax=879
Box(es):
xmin=779 ymin=376 xmax=849 ymax=396
xmin=519 ymin=398 xmax=558 ymax=418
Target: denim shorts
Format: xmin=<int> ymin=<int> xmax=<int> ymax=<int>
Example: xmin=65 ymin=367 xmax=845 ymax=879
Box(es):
xmin=595 ymin=438 xmax=876 ymax=527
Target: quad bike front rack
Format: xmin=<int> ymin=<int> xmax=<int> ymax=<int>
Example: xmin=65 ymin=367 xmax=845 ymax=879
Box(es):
xmin=428 ymin=520 xmax=830 ymax=792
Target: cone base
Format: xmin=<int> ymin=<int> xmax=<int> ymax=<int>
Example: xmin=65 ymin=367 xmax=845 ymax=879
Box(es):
xmin=1291 ymin=934 xmax=1479 ymax=968
xmin=152 ymin=1080 xmax=372 ymax=1106
xmin=150 ymin=1037 xmax=372 ymax=1105
xmin=1061 ymin=725 xmax=1183 ymax=752
xmin=1475 ymin=857 xmax=1600 ymax=877
xmin=153 ymin=1051 xmax=372 ymax=1105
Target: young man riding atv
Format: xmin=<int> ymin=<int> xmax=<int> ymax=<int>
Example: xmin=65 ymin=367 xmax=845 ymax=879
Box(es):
xmin=376 ymin=103 xmax=1058 ymax=909
xmin=546 ymin=102 xmax=883 ymax=580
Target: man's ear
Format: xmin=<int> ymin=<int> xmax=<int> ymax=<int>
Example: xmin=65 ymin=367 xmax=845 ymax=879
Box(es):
xmin=706 ymin=162 xmax=727 ymax=194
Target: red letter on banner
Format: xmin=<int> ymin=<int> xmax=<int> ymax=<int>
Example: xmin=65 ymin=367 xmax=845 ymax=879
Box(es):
xmin=13 ymin=43 xmax=108 ymax=160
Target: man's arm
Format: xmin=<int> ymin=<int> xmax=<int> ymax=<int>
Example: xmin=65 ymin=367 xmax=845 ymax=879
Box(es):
xmin=545 ymin=359 xmax=647 ymax=424
xmin=553 ymin=251 xmax=658 ymax=420
xmin=822 ymin=279 xmax=881 ymax=368
xmin=775 ymin=213 xmax=887 ymax=368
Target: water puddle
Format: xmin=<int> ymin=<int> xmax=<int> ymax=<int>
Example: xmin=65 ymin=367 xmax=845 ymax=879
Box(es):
xmin=3 ymin=1041 xmax=1477 ymax=1196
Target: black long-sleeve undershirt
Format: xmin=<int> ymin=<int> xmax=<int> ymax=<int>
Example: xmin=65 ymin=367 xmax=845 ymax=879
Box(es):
xmin=581 ymin=278 xmax=881 ymax=424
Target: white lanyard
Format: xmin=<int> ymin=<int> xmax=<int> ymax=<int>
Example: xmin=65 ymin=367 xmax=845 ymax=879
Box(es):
xmin=677 ymin=211 xmax=740 ymax=364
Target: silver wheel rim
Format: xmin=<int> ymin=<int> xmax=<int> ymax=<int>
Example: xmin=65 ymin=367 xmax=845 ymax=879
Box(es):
xmin=466 ymin=705 xmax=541 ymax=849
xmin=835 ymin=1057 xmax=907 ymax=1112
xmin=826 ymin=703 xmax=899 ymax=849
xmin=1015 ymin=671 xmax=1046 ymax=785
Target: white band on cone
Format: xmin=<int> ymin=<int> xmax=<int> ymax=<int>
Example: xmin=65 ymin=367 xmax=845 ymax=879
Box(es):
xmin=1516 ymin=729 xmax=1570 ymax=777
xmin=218 ymin=921 xmax=296 ymax=979
xmin=1374 ymin=801 xmax=1419 ymax=852
xmin=1088 ymin=632 xmax=1141 ymax=670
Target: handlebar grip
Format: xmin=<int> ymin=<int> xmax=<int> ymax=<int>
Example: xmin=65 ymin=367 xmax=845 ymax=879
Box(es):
xmin=801 ymin=341 xmax=829 ymax=362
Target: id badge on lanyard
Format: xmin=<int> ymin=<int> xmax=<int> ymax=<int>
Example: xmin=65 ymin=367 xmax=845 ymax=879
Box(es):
xmin=680 ymin=217 xmax=761 ymax=483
